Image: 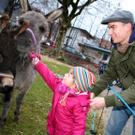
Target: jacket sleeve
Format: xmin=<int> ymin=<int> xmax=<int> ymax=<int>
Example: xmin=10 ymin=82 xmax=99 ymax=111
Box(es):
xmin=34 ymin=61 xmax=59 ymax=92
xmin=105 ymin=80 xmax=135 ymax=107
xmin=93 ymin=46 xmax=135 ymax=107
xmin=91 ymin=47 xmax=118 ymax=96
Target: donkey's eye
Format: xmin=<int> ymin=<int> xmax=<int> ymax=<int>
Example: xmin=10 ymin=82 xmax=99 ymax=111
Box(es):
xmin=39 ymin=26 xmax=45 ymax=32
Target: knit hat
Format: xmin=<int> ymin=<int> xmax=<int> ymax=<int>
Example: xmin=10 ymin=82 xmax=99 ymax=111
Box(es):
xmin=73 ymin=67 xmax=95 ymax=93
xmin=101 ymin=10 xmax=134 ymax=25
xmin=54 ymin=73 xmax=64 ymax=79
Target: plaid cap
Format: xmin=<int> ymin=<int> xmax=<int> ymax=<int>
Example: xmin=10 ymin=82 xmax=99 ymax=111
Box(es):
xmin=101 ymin=10 xmax=134 ymax=25
xmin=73 ymin=67 xmax=95 ymax=93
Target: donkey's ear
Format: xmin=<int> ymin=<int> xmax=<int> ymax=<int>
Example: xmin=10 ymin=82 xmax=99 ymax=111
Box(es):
xmin=0 ymin=14 xmax=9 ymax=33
xmin=11 ymin=21 xmax=29 ymax=39
xmin=45 ymin=6 xmax=64 ymax=23
xmin=19 ymin=0 xmax=32 ymax=12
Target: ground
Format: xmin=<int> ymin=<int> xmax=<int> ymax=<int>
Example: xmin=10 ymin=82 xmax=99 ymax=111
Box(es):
xmin=41 ymin=50 xmax=100 ymax=74
xmin=41 ymin=55 xmax=73 ymax=68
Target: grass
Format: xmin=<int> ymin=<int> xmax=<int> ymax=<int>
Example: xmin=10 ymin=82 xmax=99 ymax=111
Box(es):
xmin=0 ymin=59 xmax=104 ymax=135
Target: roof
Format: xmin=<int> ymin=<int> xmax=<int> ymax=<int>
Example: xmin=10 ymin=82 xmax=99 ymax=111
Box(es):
xmin=78 ymin=42 xmax=111 ymax=54
xmin=71 ymin=26 xmax=94 ymax=39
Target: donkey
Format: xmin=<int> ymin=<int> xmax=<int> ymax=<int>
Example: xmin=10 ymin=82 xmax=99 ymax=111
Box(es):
xmin=0 ymin=14 xmax=30 ymax=94
xmin=0 ymin=7 xmax=64 ymax=130
xmin=0 ymin=14 xmax=18 ymax=106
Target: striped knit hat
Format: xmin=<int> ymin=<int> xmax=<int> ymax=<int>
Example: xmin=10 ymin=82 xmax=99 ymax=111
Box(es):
xmin=73 ymin=67 xmax=95 ymax=93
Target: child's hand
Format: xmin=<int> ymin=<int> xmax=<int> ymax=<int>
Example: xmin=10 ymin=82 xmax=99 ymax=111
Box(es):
xmin=90 ymin=92 xmax=95 ymax=99
xmin=29 ymin=51 xmax=41 ymax=65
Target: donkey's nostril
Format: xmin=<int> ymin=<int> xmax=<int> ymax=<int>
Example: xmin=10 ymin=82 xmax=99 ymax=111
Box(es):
xmin=28 ymin=40 xmax=32 ymax=43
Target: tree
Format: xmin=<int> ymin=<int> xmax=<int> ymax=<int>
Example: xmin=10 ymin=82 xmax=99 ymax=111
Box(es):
xmin=3 ymin=0 xmax=31 ymax=18
xmin=3 ymin=0 xmax=97 ymax=56
xmin=53 ymin=0 xmax=97 ymax=56
xmin=4 ymin=0 xmax=19 ymax=18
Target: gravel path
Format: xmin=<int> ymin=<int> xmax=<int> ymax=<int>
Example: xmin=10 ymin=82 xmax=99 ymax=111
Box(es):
xmin=102 ymin=85 xmax=133 ymax=135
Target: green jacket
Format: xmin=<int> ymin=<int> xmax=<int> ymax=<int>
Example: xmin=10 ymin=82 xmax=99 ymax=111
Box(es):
xmin=91 ymin=42 xmax=135 ymax=107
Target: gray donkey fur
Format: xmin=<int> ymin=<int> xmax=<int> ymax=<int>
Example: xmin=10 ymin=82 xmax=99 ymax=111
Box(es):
xmin=0 ymin=7 xmax=63 ymax=130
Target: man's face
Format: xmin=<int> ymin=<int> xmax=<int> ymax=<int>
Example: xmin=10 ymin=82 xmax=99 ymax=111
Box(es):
xmin=108 ymin=22 xmax=130 ymax=44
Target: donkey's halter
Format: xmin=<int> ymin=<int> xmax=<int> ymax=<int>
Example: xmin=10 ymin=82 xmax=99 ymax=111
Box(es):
xmin=26 ymin=28 xmax=40 ymax=54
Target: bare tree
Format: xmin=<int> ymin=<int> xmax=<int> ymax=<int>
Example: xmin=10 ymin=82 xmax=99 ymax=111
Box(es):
xmin=3 ymin=0 xmax=31 ymax=18
xmin=52 ymin=0 xmax=97 ymax=56
xmin=4 ymin=0 xmax=20 ymax=18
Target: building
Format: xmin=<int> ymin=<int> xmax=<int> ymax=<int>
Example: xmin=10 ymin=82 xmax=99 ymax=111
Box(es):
xmin=63 ymin=26 xmax=112 ymax=64
xmin=78 ymin=42 xmax=111 ymax=64
xmin=63 ymin=26 xmax=94 ymax=52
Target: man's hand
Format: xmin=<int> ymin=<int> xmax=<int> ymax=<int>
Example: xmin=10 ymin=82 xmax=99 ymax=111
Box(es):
xmin=89 ymin=97 xmax=106 ymax=110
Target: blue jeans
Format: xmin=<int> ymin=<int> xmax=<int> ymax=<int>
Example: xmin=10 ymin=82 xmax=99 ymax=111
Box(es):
xmin=105 ymin=103 xmax=135 ymax=135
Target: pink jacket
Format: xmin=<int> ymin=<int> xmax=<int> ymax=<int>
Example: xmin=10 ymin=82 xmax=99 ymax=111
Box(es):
xmin=35 ymin=61 xmax=91 ymax=135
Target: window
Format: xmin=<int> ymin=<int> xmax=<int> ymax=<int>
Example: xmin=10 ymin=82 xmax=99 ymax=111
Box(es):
xmin=102 ymin=54 xmax=108 ymax=60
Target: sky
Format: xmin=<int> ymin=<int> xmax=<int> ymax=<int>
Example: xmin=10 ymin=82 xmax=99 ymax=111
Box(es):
xmin=73 ymin=0 xmax=135 ymax=40
xmin=122 ymin=0 xmax=135 ymax=13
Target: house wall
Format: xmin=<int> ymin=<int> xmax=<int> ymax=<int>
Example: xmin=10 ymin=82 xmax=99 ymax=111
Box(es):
xmin=63 ymin=27 xmax=111 ymax=64
xmin=63 ymin=27 xmax=89 ymax=52
xmin=80 ymin=46 xmax=111 ymax=64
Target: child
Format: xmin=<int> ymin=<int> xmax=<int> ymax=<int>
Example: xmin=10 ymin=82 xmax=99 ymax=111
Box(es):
xmin=29 ymin=51 xmax=95 ymax=135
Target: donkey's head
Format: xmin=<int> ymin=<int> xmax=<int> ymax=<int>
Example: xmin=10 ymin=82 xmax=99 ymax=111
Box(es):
xmin=13 ymin=7 xmax=64 ymax=58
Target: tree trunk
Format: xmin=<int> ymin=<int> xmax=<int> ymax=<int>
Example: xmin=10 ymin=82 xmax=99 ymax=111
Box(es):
xmin=54 ymin=26 xmax=68 ymax=56
xmin=53 ymin=17 xmax=71 ymax=56
xmin=53 ymin=25 xmax=60 ymax=42
xmin=4 ymin=0 xmax=15 ymax=18
xmin=100 ymin=27 xmax=108 ymax=47
xmin=48 ymin=23 xmax=53 ymax=39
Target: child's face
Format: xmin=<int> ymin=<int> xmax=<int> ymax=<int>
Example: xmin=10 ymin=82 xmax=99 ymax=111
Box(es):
xmin=62 ymin=68 xmax=75 ymax=89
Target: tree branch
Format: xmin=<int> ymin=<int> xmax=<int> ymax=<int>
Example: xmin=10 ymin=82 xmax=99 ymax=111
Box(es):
xmin=75 ymin=0 xmax=97 ymax=17
xmin=68 ymin=0 xmax=97 ymax=20
xmin=57 ymin=0 xmax=63 ymax=5
xmin=30 ymin=0 xmax=37 ymax=5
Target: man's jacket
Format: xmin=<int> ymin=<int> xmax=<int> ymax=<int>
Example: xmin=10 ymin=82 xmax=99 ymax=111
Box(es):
xmin=91 ymin=42 xmax=135 ymax=107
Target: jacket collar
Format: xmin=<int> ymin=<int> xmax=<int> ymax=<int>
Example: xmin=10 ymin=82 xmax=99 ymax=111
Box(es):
xmin=121 ymin=42 xmax=135 ymax=62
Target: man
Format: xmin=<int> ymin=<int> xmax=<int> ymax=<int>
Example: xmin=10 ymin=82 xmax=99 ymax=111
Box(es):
xmin=90 ymin=10 xmax=135 ymax=135
xmin=99 ymin=60 xmax=108 ymax=75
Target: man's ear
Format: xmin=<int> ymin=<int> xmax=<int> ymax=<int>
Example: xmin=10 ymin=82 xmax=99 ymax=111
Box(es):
xmin=126 ymin=23 xmax=132 ymax=32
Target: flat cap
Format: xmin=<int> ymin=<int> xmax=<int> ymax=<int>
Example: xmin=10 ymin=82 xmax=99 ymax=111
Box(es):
xmin=101 ymin=10 xmax=134 ymax=25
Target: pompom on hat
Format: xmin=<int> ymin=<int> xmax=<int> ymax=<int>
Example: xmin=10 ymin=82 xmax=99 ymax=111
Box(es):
xmin=73 ymin=67 xmax=95 ymax=93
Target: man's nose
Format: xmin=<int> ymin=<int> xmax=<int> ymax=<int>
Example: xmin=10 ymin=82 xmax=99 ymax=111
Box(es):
xmin=108 ymin=29 xmax=112 ymax=36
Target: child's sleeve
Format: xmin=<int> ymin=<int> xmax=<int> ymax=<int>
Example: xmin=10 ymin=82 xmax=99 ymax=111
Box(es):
xmin=34 ymin=61 xmax=59 ymax=91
